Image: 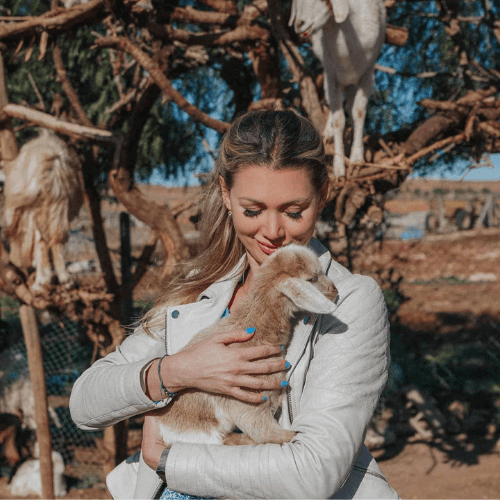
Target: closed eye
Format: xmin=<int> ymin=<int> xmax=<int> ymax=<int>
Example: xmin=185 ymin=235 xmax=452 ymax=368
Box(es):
xmin=243 ymin=209 xmax=262 ymax=218
xmin=308 ymin=276 xmax=318 ymax=283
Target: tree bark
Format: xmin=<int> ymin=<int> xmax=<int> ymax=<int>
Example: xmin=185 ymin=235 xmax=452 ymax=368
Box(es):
xmin=108 ymin=166 xmax=189 ymax=272
xmin=0 ymin=0 xmax=110 ymax=42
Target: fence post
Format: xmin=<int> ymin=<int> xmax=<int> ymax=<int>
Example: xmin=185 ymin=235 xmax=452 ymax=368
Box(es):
xmin=120 ymin=212 xmax=133 ymax=324
xmin=19 ymin=305 xmax=55 ymax=499
xmin=102 ymin=212 xmax=133 ymax=477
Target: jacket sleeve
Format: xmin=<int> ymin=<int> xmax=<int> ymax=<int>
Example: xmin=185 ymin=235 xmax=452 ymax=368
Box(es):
xmin=69 ymin=332 xmax=169 ymax=431
xmin=164 ymin=275 xmax=390 ymax=499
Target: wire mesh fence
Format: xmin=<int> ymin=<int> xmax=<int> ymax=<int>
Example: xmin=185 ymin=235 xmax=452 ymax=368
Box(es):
xmin=0 ymin=313 xmax=107 ymax=493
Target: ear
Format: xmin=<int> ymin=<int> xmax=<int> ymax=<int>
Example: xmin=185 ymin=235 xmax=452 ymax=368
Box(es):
xmin=330 ymin=0 xmax=349 ymax=23
xmin=278 ymin=278 xmax=337 ymax=314
xmin=219 ymin=175 xmax=232 ymax=212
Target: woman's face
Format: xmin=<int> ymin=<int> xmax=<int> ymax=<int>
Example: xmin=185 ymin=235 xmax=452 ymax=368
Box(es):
xmin=221 ymin=166 xmax=325 ymax=271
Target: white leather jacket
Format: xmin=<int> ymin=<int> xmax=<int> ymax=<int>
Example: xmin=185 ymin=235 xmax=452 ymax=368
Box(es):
xmin=70 ymin=238 xmax=399 ymax=499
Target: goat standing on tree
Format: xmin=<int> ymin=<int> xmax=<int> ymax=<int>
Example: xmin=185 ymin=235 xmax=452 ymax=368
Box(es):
xmin=290 ymin=0 xmax=386 ymax=178
xmin=4 ymin=129 xmax=84 ymax=292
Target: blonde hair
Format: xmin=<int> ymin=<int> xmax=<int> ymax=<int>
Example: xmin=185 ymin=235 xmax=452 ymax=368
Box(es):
xmin=143 ymin=110 xmax=327 ymax=336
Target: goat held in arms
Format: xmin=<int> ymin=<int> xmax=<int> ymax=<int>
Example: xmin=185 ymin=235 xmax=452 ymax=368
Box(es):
xmin=4 ymin=129 xmax=84 ymax=292
xmin=289 ymin=0 xmax=386 ymax=178
xmin=152 ymin=245 xmax=338 ymax=447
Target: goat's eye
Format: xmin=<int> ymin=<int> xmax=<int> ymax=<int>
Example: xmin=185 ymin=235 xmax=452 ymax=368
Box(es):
xmin=308 ymin=276 xmax=318 ymax=283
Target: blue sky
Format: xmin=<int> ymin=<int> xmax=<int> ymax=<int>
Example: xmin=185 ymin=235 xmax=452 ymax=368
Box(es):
xmin=414 ymin=153 xmax=500 ymax=181
xmin=147 ymin=152 xmax=500 ymax=187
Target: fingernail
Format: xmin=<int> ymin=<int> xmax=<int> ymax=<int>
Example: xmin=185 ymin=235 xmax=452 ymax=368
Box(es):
xmin=280 ymin=345 xmax=284 ymax=351
xmin=246 ymin=327 xmax=256 ymax=334
xmin=262 ymin=396 xmax=268 ymax=401
xmin=285 ymin=361 xmax=291 ymax=369
xmin=281 ymin=380 xmax=288 ymax=387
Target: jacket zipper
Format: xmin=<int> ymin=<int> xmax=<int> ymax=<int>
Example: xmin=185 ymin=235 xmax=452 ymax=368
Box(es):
xmin=287 ymin=384 xmax=294 ymax=424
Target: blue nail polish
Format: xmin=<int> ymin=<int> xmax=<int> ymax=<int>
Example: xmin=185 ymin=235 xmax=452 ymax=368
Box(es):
xmin=281 ymin=380 xmax=288 ymax=387
xmin=285 ymin=361 xmax=291 ymax=369
xmin=280 ymin=345 xmax=284 ymax=351
xmin=262 ymin=396 xmax=268 ymax=402
xmin=246 ymin=327 xmax=256 ymax=334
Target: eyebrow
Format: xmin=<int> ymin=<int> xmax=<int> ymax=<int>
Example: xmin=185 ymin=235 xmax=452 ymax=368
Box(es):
xmin=239 ymin=197 xmax=312 ymax=205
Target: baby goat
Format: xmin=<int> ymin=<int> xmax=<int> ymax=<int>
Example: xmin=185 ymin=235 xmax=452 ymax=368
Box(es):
xmin=153 ymin=244 xmax=337 ymax=447
xmin=289 ymin=0 xmax=386 ymax=178
xmin=4 ymin=129 xmax=83 ymax=292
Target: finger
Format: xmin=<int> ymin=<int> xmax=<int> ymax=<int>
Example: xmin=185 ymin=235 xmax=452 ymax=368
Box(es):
xmin=214 ymin=327 xmax=256 ymax=345
xmin=237 ymin=375 xmax=287 ymax=391
xmin=229 ymin=387 xmax=270 ymax=404
xmin=244 ymin=359 xmax=288 ymax=375
xmin=241 ymin=344 xmax=283 ymax=361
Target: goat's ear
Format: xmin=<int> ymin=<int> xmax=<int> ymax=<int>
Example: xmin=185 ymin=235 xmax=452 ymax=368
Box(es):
xmin=278 ymin=278 xmax=337 ymax=314
xmin=330 ymin=0 xmax=349 ymax=23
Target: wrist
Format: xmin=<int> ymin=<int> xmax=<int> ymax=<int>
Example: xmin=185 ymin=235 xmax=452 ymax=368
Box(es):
xmin=145 ymin=356 xmax=185 ymax=401
xmin=159 ymin=352 xmax=188 ymax=394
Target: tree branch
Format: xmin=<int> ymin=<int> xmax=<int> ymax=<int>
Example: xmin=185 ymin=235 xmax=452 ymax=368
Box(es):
xmin=93 ymin=36 xmax=230 ymax=133
xmin=148 ymin=23 xmax=267 ymax=47
xmin=0 ymin=0 xmax=110 ymax=42
xmin=1 ymin=103 xmax=120 ymax=142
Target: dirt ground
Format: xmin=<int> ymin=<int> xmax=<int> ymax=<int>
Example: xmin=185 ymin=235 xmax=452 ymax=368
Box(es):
xmin=1 ymin=181 xmax=500 ymax=499
xmin=356 ymin=229 xmax=500 ymax=499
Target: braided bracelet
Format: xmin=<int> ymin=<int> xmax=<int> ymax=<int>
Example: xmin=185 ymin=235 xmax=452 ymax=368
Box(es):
xmin=157 ymin=355 xmax=177 ymax=398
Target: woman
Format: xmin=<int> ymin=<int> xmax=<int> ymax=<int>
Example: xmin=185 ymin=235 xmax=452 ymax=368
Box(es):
xmin=70 ymin=110 xmax=399 ymax=499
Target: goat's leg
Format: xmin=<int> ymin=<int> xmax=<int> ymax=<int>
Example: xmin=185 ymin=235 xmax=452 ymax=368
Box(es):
xmin=223 ymin=432 xmax=257 ymax=446
xmin=346 ymin=71 xmax=373 ymax=166
xmin=52 ymin=242 xmax=72 ymax=287
xmin=33 ymin=230 xmax=52 ymax=292
xmin=232 ymin=406 xmax=296 ymax=445
xmin=323 ymin=75 xmax=346 ymax=178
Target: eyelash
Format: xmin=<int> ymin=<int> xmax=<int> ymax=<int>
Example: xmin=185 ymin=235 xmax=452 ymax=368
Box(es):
xmin=243 ymin=209 xmax=303 ymax=220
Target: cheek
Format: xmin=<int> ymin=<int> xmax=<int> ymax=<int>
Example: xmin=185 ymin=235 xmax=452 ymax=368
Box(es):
xmin=233 ymin=215 xmax=258 ymax=235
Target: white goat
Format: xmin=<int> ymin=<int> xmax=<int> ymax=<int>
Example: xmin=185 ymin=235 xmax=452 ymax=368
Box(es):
xmin=10 ymin=445 xmax=67 ymax=498
xmin=289 ymin=0 xmax=386 ymax=177
xmin=153 ymin=244 xmax=338 ymax=447
xmin=4 ymin=129 xmax=84 ymax=291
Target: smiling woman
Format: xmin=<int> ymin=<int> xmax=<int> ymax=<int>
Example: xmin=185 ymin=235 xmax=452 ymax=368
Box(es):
xmin=69 ymin=110 xmax=399 ymax=500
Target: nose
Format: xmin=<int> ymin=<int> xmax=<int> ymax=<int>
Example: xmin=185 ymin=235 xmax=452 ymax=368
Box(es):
xmin=262 ymin=212 xmax=285 ymax=241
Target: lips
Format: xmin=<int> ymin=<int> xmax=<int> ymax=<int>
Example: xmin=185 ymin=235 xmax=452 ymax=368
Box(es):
xmin=257 ymin=241 xmax=280 ymax=255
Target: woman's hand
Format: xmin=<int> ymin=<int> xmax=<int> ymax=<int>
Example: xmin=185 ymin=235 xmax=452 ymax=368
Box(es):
xmin=141 ymin=413 xmax=167 ymax=471
xmin=146 ymin=329 xmax=289 ymax=404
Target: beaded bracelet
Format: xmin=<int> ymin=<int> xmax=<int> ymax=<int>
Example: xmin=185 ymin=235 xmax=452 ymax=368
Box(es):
xmin=157 ymin=355 xmax=177 ymax=398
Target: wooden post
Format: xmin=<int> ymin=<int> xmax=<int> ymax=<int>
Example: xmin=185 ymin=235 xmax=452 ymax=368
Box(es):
xmin=19 ymin=306 xmax=55 ymax=499
xmin=102 ymin=213 xmax=132 ymax=477
xmin=120 ymin=212 xmax=133 ymax=325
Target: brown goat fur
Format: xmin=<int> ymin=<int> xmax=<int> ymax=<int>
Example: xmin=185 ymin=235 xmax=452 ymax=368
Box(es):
xmin=153 ymin=244 xmax=338 ymax=447
xmin=4 ymin=129 xmax=83 ymax=291
xmin=0 ymin=413 xmax=21 ymax=467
